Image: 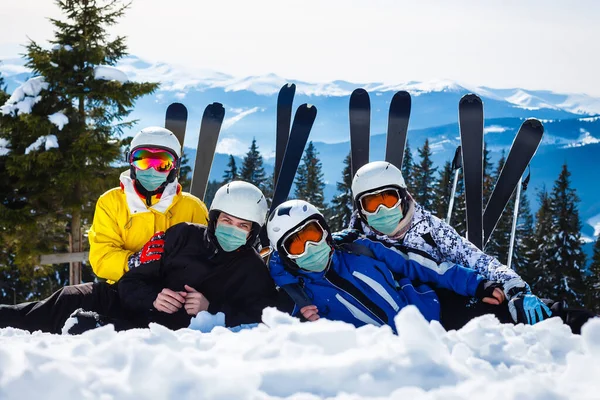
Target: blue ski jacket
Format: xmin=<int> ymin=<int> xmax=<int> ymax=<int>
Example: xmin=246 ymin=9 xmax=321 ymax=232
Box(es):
xmin=269 ymin=238 xmax=483 ymax=331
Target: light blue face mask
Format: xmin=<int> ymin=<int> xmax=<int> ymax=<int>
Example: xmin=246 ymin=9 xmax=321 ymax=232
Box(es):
xmin=215 ymin=223 xmax=249 ymax=252
xmin=366 ymin=206 xmax=403 ymax=236
xmin=136 ymin=168 xmax=169 ymax=192
xmin=295 ymin=241 xmax=332 ymax=272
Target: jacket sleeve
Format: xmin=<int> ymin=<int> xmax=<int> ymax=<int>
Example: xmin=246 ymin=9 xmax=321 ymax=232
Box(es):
xmin=357 ymin=238 xmax=483 ymax=297
xmin=117 ymin=224 xmax=186 ymax=312
xmin=425 ymin=209 xmax=530 ymax=291
xmin=88 ymin=194 xmax=132 ymax=282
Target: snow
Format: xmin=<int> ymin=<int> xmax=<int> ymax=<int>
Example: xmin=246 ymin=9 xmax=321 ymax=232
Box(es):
xmin=0 ymin=76 xmax=48 ymax=116
xmin=484 ymin=125 xmax=509 ymax=134
xmin=48 ymin=112 xmax=68 ymax=130
xmin=24 ymin=135 xmax=59 ymax=154
xmin=504 ymin=89 xmax=559 ymax=110
xmin=587 ymin=213 xmax=600 ymax=237
xmin=0 ymin=138 xmax=10 ymax=156
xmin=0 ymin=307 xmax=598 ymax=399
xmin=93 ymin=65 xmax=128 ymax=83
xmin=561 ymin=129 xmax=600 ymax=149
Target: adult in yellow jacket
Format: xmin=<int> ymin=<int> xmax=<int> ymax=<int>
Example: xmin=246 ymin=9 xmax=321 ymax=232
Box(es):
xmin=0 ymin=127 xmax=208 ymax=333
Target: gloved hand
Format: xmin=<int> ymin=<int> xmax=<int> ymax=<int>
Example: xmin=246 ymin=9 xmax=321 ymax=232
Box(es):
xmin=502 ymin=277 xmax=532 ymax=301
xmin=508 ymin=293 xmax=552 ymax=325
xmin=475 ymin=280 xmax=506 ymax=305
xmin=331 ymin=229 xmax=360 ymax=245
xmin=127 ymin=231 xmax=165 ymax=270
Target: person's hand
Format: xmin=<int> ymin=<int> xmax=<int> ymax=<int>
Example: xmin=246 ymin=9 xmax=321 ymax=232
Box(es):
xmin=153 ymin=288 xmax=186 ymax=314
xmin=508 ymin=293 xmax=552 ymax=325
xmin=476 ymin=281 xmax=506 ymax=306
xmin=183 ymin=285 xmax=210 ymax=316
xmin=331 ymin=229 xmax=360 ymax=245
xmin=300 ymin=305 xmax=320 ymax=321
xmin=128 ymin=231 xmax=165 ymax=270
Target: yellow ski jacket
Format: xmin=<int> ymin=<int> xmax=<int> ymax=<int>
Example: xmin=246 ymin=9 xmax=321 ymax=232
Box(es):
xmin=88 ymin=171 xmax=208 ymax=283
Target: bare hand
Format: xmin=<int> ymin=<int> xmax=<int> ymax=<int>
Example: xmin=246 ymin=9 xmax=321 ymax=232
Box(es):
xmin=153 ymin=288 xmax=187 ymax=314
xmin=183 ymin=284 xmax=210 ymax=316
xmin=300 ymin=305 xmax=320 ymax=321
xmin=482 ymin=288 xmax=506 ymax=306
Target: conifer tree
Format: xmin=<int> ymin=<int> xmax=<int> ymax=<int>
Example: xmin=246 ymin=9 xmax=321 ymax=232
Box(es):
xmin=510 ymin=192 xmax=536 ymax=276
xmin=401 ymin=140 xmax=415 ymax=190
xmin=432 ymin=161 xmax=453 ymax=219
xmin=202 ymin=180 xmax=222 ymax=209
xmin=240 ymin=138 xmax=268 ymax=193
xmin=0 ymin=0 xmax=157 ymax=290
xmin=412 ymin=139 xmax=437 ymax=210
xmin=178 ymin=150 xmax=192 ymax=192
xmin=328 ymin=153 xmax=353 ymax=231
xmin=294 ymin=141 xmax=326 ymax=210
xmin=449 ymin=170 xmax=467 ymax=237
xmin=485 ymin=155 xmax=512 ymax=264
xmin=483 ymin=144 xmax=495 ymax=205
xmin=222 ymin=154 xmax=239 ymax=183
xmin=529 ymin=187 xmax=554 ymax=293
xmin=585 ymin=237 xmax=600 ymax=313
xmin=547 ymin=164 xmax=587 ymax=305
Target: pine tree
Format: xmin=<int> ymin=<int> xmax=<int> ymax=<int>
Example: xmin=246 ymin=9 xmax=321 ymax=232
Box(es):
xmin=222 ymin=154 xmax=239 ymax=183
xmin=0 ymin=0 xmax=157 ymax=293
xmin=240 ymin=138 xmax=268 ymax=193
xmin=294 ymin=141 xmax=326 ymax=210
xmin=178 ymin=150 xmax=192 ymax=192
xmin=449 ymin=170 xmax=467 ymax=237
xmin=431 ymin=161 xmax=453 ymax=220
xmin=401 ymin=140 xmax=415 ymax=189
xmin=485 ymin=155 xmax=513 ymax=264
xmin=585 ymin=237 xmax=600 ymax=313
xmin=511 ymin=192 xmax=536 ymax=276
xmin=529 ymin=187 xmax=555 ymax=293
xmin=547 ymin=164 xmax=587 ymax=305
xmin=202 ymin=180 xmax=222 ymax=209
xmin=412 ymin=139 xmax=437 ymax=210
xmin=328 ymin=153 xmax=353 ymax=231
xmin=483 ymin=143 xmax=495 ymax=205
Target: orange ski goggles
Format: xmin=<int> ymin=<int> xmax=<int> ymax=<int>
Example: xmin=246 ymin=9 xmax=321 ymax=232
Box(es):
xmin=282 ymin=220 xmax=328 ymax=258
xmin=130 ymin=147 xmax=176 ymax=172
xmin=359 ymin=188 xmax=402 ymax=215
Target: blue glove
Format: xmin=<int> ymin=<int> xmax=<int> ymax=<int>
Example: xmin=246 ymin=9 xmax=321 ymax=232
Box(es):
xmin=331 ymin=229 xmax=360 ymax=245
xmin=508 ymin=294 xmax=552 ymax=325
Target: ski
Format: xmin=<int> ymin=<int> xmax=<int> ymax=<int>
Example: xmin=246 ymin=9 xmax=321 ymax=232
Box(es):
xmin=190 ymin=102 xmax=225 ymax=201
xmin=164 ymin=103 xmax=188 ymax=151
xmin=385 ymin=91 xmax=411 ymax=170
xmin=483 ymin=119 xmax=544 ymax=245
xmin=349 ymin=88 xmax=370 ymax=177
xmin=274 ymin=83 xmax=296 ymax=188
xmin=458 ymin=94 xmax=484 ymax=249
xmin=270 ymin=104 xmax=318 ymax=211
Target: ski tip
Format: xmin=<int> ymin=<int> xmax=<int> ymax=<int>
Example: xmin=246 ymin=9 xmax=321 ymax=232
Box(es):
xmin=306 ymin=104 xmax=314 ymax=109
xmin=351 ymin=88 xmax=368 ymax=97
xmin=523 ymin=118 xmax=544 ymax=132
xmin=459 ymin=93 xmax=482 ymax=105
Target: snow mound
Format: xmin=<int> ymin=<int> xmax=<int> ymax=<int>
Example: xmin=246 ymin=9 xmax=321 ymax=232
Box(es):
xmin=24 ymin=135 xmax=59 ymax=154
xmin=0 ymin=307 xmax=598 ymax=399
xmin=48 ymin=112 xmax=68 ymax=130
xmin=0 ymin=138 xmax=9 ymax=156
xmin=0 ymin=76 xmax=48 ymax=116
xmin=94 ymin=65 xmax=128 ymax=83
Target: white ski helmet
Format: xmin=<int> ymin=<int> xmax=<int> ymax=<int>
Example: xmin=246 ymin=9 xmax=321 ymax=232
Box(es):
xmin=267 ymin=199 xmax=329 ymax=250
xmin=351 ymin=161 xmax=407 ymax=202
xmin=130 ymin=126 xmax=181 ymax=157
xmin=210 ymin=181 xmax=268 ymax=226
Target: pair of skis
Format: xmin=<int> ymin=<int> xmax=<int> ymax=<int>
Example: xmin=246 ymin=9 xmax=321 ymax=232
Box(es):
xmin=348 ymin=89 xmax=412 ymax=177
xmin=164 ymin=102 xmax=225 ymax=201
xmin=457 ymin=94 xmax=544 ymax=250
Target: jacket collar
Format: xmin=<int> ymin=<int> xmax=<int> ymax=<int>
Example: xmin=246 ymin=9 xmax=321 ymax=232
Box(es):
xmin=119 ymin=170 xmax=180 ymax=214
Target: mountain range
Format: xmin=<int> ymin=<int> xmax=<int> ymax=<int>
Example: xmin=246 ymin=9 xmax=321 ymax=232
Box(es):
xmin=1 ymin=55 xmax=599 ymax=243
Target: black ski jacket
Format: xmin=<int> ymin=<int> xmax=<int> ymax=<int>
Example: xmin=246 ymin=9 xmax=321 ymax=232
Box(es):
xmin=118 ymin=222 xmax=278 ymax=330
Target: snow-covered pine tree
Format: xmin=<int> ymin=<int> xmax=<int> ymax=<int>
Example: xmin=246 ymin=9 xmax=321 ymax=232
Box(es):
xmin=585 ymin=236 xmax=600 ymax=313
xmin=401 ymin=140 xmax=415 ymax=190
xmin=547 ymin=164 xmax=587 ymax=306
xmin=412 ymin=139 xmax=437 ymax=211
xmin=485 ymin=155 xmax=513 ymax=264
xmin=510 ymin=192 xmax=536 ymax=275
xmin=240 ymin=138 xmax=268 ymax=193
xmin=431 ymin=161 xmax=453 ymax=219
xmin=328 ymin=153 xmax=353 ymax=231
xmin=529 ymin=187 xmax=555 ymax=294
xmin=222 ymin=154 xmax=239 ymax=183
xmin=294 ymin=141 xmax=326 ymax=210
xmin=0 ymin=0 xmax=157 ymax=291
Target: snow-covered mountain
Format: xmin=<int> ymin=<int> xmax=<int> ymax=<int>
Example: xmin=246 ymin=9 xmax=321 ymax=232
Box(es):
xmin=2 ymin=55 xmax=599 ymax=238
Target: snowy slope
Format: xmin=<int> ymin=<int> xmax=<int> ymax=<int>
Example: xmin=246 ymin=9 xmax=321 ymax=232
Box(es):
xmin=0 ymin=307 xmax=599 ymax=400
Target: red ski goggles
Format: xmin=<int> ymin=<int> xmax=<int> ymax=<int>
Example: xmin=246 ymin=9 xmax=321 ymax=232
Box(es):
xmin=282 ymin=220 xmax=328 ymax=258
xmin=130 ymin=147 xmax=176 ymax=172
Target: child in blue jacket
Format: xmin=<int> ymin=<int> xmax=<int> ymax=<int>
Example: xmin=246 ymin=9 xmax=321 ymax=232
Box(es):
xmin=266 ymin=200 xmax=506 ymax=331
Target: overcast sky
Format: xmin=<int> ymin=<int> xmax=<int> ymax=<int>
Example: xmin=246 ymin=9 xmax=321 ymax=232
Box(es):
xmin=1 ymin=0 xmax=599 ymax=96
